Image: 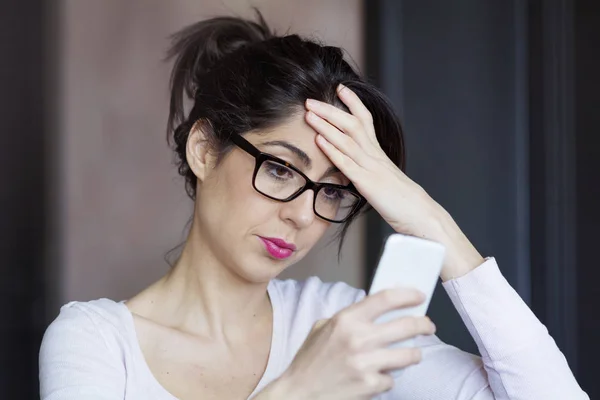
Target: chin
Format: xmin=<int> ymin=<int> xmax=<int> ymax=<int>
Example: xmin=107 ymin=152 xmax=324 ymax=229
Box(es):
xmin=239 ymin=265 xmax=282 ymax=284
xmin=237 ymin=252 xmax=296 ymax=283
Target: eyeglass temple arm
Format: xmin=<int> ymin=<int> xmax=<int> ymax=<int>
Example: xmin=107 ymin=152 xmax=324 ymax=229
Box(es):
xmin=233 ymin=133 xmax=365 ymax=200
xmin=231 ymin=134 xmax=261 ymax=157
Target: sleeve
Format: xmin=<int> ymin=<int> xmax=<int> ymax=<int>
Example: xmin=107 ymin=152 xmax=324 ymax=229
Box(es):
xmin=377 ymin=258 xmax=589 ymax=400
xmin=39 ymin=303 xmax=126 ymax=399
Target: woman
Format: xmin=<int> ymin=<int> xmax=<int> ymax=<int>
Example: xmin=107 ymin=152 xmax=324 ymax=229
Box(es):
xmin=39 ymin=12 xmax=588 ymax=400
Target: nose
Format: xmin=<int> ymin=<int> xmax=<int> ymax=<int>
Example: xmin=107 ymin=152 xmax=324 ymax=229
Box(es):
xmin=279 ymin=189 xmax=316 ymax=229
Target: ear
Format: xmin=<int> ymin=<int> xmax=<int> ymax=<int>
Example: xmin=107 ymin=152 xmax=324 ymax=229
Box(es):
xmin=186 ymin=121 xmax=213 ymax=182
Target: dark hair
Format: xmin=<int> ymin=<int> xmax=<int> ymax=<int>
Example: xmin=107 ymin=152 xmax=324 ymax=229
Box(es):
xmin=166 ymin=10 xmax=405 ymax=255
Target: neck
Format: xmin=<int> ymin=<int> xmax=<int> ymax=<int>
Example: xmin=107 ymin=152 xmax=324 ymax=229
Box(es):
xmin=141 ymin=221 xmax=272 ymax=341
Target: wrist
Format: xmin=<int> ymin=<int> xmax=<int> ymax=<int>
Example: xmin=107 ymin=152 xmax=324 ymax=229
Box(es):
xmin=425 ymin=206 xmax=485 ymax=282
xmin=255 ymin=374 xmax=302 ymax=400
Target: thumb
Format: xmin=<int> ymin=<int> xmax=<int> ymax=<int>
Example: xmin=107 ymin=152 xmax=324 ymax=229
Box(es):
xmin=312 ymin=318 xmax=329 ymax=332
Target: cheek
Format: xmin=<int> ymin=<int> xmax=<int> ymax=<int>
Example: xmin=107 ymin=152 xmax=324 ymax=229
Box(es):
xmin=294 ymin=213 xmax=331 ymax=249
xmin=214 ymin=162 xmax=277 ymax=222
xmin=307 ymin=222 xmax=330 ymax=245
xmin=201 ymin=155 xmax=331 ymax=249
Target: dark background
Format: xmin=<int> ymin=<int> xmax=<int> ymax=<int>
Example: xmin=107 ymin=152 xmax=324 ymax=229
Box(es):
xmin=1 ymin=1 xmax=48 ymax=399
xmin=364 ymin=0 xmax=599 ymax=396
xmin=1 ymin=0 xmax=598 ymax=398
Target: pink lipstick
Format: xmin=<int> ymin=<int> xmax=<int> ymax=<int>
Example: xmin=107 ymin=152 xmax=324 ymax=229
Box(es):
xmin=258 ymin=236 xmax=296 ymax=260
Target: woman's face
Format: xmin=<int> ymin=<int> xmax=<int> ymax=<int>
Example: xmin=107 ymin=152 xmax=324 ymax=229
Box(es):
xmin=192 ymin=113 xmax=349 ymax=283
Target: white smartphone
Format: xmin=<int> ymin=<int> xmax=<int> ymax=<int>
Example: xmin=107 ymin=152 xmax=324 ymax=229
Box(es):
xmin=368 ymin=233 xmax=446 ymax=348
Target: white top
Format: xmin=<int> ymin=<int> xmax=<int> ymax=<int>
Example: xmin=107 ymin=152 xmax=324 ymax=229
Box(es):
xmin=39 ymin=258 xmax=589 ymax=399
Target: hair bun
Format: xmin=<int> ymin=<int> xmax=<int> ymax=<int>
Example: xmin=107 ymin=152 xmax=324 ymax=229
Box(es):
xmin=166 ymin=10 xmax=274 ymax=139
xmin=167 ymin=10 xmax=273 ymax=98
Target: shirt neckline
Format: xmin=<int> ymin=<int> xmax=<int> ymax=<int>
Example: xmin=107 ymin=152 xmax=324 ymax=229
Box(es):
xmin=120 ymin=280 xmax=284 ymax=400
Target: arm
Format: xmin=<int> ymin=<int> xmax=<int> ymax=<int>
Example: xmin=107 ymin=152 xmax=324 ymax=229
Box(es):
xmin=439 ymin=257 xmax=588 ymax=400
xmin=376 ymin=258 xmax=589 ymax=400
xmin=39 ymin=304 xmax=126 ymax=399
xmin=302 ymin=86 xmax=588 ymax=399
xmin=408 ymin=207 xmax=588 ymax=399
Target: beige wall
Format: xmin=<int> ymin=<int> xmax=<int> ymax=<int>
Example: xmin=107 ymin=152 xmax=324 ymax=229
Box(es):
xmin=57 ymin=0 xmax=365 ymax=303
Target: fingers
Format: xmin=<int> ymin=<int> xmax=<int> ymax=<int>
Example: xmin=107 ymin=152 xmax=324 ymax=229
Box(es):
xmin=336 ymin=84 xmax=372 ymax=123
xmin=306 ymin=111 xmax=365 ymax=163
xmin=336 ymin=84 xmax=379 ymax=144
xmin=305 ymin=84 xmax=380 ymax=151
xmin=365 ymin=316 xmax=436 ymax=349
xmin=357 ymin=373 xmax=395 ymax=395
xmin=305 ymin=85 xmax=387 ymax=178
xmin=342 ymin=288 xmax=425 ymax=322
xmin=305 ymin=98 xmax=371 ymax=148
xmin=315 ymin=134 xmax=361 ymax=178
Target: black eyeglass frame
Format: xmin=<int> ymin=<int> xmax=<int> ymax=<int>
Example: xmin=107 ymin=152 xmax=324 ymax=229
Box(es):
xmin=230 ymin=134 xmax=366 ymax=223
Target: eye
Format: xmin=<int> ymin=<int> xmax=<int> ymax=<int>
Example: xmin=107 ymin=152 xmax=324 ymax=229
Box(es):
xmin=322 ymin=187 xmax=346 ymax=200
xmin=265 ymin=161 xmax=294 ymax=180
xmin=321 ymin=171 xmax=350 ymax=187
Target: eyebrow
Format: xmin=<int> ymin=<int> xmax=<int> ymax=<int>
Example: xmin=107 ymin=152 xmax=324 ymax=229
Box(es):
xmin=260 ymin=140 xmax=312 ymax=168
xmin=260 ymin=140 xmax=341 ymax=178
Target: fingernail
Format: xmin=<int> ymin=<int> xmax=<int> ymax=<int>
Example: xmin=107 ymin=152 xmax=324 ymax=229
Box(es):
xmin=426 ymin=317 xmax=436 ymax=333
xmin=337 ymin=83 xmax=347 ymax=93
xmin=306 ymin=99 xmax=319 ymax=108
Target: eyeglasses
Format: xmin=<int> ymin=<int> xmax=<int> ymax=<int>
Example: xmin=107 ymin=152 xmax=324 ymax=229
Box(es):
xmin=231 ymin=134 xmax=366 ymax=223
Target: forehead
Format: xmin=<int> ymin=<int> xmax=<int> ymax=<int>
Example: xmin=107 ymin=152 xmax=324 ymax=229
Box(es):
xmin=246 ymin=113 xmax=333 ymax=169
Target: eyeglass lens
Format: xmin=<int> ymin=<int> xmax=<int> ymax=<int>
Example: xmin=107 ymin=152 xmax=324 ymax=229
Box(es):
xmin=254 ymin=159 xmax=360 ymax=221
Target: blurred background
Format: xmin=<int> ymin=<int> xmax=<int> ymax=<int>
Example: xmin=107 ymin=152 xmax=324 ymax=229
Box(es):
xmin=1 ymin=0 xmax=598 ymax=398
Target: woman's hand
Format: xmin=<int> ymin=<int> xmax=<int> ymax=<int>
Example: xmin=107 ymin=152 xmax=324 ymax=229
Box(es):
xmin=304 ymin=85 xmax=485 ymax=281
xmin=260 ymin=288 xmax=436 ymax=400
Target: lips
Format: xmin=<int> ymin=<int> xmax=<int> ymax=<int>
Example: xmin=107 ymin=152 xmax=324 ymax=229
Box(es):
xmin=258 ymin=236 xmax=296 ymax=260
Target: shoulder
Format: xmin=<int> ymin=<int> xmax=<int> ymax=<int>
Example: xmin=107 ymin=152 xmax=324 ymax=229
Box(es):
xmin=271 ymin=276 xmax=366 ymax=318
xmin=39 ymin=299 xmax=130 ymax=397
xmin=40 ymin=298 xmax=131 ymax=361
xmin=44 ymin=298 xmax=130 ymax=335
